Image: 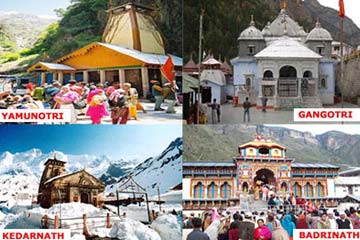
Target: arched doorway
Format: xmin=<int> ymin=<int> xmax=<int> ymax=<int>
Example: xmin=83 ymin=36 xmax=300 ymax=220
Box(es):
xmin=302 ymin=71 xmax=313 ymax=96
xmin=294 ymin=182 xmax=302 ymax=197
xmin=254 ymin=169 xmax=275 ymax=187
xmin=207 ymin=182 xmax=217 ymax=198
xmin=220 ymin=182 xmax=231 ymax=198
xmin=306 ymin=182 xmax=314 ymax=197
xmin=279 ymin=65 xmax=298 ymax=97
xmin=263 ymin=70 xmax=273 ymax=79
xmin=281 ymin=182 xmax=287 ymax=193
xmin=81 ymin=192 xmax=90 ymax=204
xmin=194 ymin=182 xmax=203 ymax=198
xmin=317 ymin=182 xmax=325 ymax=197
xmin=242 ymin=182 xmax=249 ymax=192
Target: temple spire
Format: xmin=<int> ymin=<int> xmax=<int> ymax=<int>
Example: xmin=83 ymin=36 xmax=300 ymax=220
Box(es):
xmin=282 ymin=0 xmax=288 ymax=10
xmin=250 ymin=15 xmax=255 ymax=26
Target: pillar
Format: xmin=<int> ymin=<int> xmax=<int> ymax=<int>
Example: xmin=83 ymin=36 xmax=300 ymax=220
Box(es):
xmin=204 ymin=186 xmax=208 ymax=199
xmin=52 ymin=72 xmax=58 ymax=82
xmin=58 ymin=72 xmax=64 ymax=85
xmin=298 ymin=78 xmax=302 ymax=98
xmin=71 ymin=72 xmax=75 ymax=81
xmin=100 ymin=70 xmax=106 ymax=84
xmin=41 ymin=72 xmax=46 ymax=85
xmin=141 ymin=67 xmax=149 ymax=98
xmin=217 ymin=186 xmax=221 ymax=198
xmin=119 ymin=69 xmax=126 ymax=86
xmin=83 ymin=71 xmax=89 ymax=83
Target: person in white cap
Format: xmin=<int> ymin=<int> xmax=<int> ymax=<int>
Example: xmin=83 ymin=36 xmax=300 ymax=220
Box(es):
xmin=336 ymin=212 xmax=352 ymax=229
xmin=238 ymin=212 xmax=255 ymax=240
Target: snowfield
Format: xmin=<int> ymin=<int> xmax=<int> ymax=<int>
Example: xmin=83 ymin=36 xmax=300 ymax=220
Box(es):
xmin=151 ymin=214 xmax=181 ymax=240
xmin=109 ymin=218 xmax=161 ymax=240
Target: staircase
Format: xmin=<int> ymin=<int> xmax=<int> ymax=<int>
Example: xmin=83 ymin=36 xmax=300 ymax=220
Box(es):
xmin=301 ymin=96 xmax=323 ymax=108
xmin=276 ymin=98 xmax=302 ymax=111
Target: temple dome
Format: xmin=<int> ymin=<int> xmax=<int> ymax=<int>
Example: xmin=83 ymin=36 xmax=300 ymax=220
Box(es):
xmin=238 ymin=18 xmax=264 ymax=40
xmin=306 ymin=21 xmax=333 ymax=41
xmin=262 ymin=22 xmax=272 ymax=36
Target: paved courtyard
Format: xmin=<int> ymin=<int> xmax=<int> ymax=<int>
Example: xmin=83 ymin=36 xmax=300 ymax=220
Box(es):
xmin=205 ymin=102 xmax=360 ymax=124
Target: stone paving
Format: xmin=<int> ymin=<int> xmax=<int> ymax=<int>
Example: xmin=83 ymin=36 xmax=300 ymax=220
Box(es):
xmin=204 ymin=102 xmax=360 ymax=124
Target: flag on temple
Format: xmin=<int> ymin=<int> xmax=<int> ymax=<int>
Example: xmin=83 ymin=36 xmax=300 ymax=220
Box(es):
xmin=160 ymin=55 xmax=175 ymax=85
xmin=339 ymin=0 xmax=345 ymax=18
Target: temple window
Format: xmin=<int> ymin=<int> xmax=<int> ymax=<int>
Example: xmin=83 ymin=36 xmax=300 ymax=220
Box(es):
xmin=263 ymin=70 xmax=273 ymax=80
xmin=259 ymin=148 xmax=269 ymax=155
xmin=320 ymin=78 xmax=327 ymax=88
xmin=194 ymin=182 xmax=203 ymax=198
xmin=247 ymin=45 xmax=255 ymax=55
xmin=317 ymin=46 xmax=325 ymax=55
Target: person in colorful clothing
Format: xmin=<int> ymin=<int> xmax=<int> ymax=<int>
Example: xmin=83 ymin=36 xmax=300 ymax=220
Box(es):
xmin=54 ymin=86 xmax=79 ymax=123
xmin=254 ymin=219 xmax=272 ymax=240
xmin=86 ymin=89 xmax=108 ymax=124
xmin=109 ymin=88 xmax=129 ymax=124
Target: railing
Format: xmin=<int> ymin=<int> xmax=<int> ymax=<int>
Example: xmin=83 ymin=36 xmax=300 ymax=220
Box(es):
xmin=43 ymin=213 xmax=116 ymax=236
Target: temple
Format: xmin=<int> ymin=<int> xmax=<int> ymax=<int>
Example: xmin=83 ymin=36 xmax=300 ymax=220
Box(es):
xmin=38 ymin=155 xmax=105 ymax=208
xmin=183 ymin=136 xmax=347 ymax=210
xmin=231 ymin=7 xmax=336 ymax=109
xmin=27 ymin=2 xmax=182 ymax=98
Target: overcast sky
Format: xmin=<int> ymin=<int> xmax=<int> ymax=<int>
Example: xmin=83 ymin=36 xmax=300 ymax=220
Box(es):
xmin=317 ymin=0 xmax=360 ymax=28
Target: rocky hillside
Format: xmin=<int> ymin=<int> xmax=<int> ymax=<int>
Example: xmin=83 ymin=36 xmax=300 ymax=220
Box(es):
xmin=0 ymin=11 xmax=56 ymax=54
xmin=183 ymin=125 xmax=360 ymax=170
xmin=264 ymin=0 xmax=360 ymax=47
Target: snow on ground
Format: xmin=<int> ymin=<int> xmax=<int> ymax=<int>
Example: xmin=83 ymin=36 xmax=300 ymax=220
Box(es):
xmin=106 ymin=203 xmax=182 ymax=223
xmin=109 ymin=217 xmax=161 ymax=240
xmin=151 ymin=214 xmax=181 ymax=240
xmin=70 ymin=234 xmax=86 ymax=240
xmin=47 ymin=202 xmax=109 ymax=218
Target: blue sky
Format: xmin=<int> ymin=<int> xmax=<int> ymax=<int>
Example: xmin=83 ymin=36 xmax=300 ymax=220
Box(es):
xmin=0 ymin=0 xmax=72 ymax=17
xmin=0 ymin=125 xmax=182 ymax=159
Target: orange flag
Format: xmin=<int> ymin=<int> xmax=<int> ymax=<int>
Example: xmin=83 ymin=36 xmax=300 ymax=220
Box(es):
xmin=160 ymin=56 xmax=175 ymax=85
xmin=339 ymin=0 xmax=345 ymax=18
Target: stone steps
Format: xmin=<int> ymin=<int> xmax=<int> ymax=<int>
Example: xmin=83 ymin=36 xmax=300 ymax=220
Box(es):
xmin=301 ymin=96 xmax=323 ymax=108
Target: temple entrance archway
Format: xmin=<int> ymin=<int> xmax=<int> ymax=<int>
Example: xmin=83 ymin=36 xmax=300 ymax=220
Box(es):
xmin=254 ymin=168 xmax=275 ymax=186
xmin=81 ymin=192 xmax=90 ymax=204
xmin=279 ymin=65 xmax=298 ymax=97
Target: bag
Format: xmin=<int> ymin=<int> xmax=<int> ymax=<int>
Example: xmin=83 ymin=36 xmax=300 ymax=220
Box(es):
xmin=73 ymin=100 xmax=87 ymax=109
xmin=109 ymin=95 xmax=126 ymax=108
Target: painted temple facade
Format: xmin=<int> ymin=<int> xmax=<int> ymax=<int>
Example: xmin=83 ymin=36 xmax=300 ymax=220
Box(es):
xmin=27 ymin=2 xmax=182 ymax=98
xmin=183 ymin=137 xmax=341 ymax=210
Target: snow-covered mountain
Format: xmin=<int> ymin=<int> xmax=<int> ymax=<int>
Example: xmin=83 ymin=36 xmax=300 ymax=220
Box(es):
xmin=0 ymin=138 xmax=182 ymax=205
xmin=107 ymin=138 xmax=183 ymax=197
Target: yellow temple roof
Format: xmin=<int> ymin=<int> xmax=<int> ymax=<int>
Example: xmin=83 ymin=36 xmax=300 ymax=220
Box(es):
xmin=239 ymin=136 xmax=286 ymax=150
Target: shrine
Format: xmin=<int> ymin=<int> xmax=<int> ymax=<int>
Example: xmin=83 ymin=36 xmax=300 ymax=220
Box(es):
xmin=183 ymin=136 xmax=340 ymax=210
